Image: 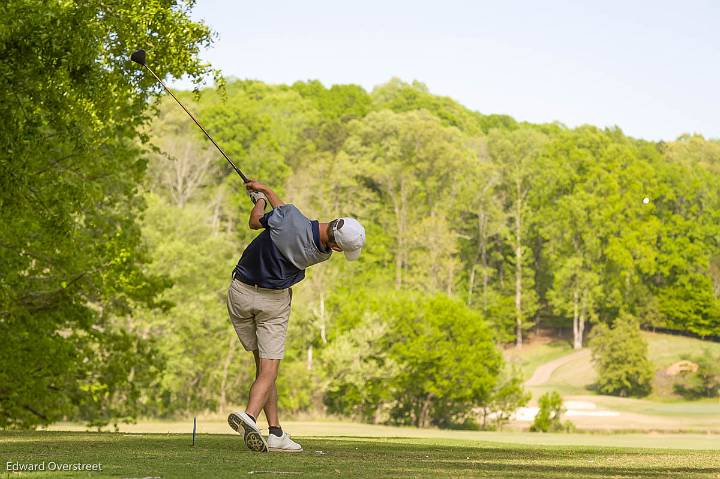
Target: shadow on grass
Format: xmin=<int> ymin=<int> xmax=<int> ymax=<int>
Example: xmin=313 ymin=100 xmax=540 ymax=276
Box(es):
xmin=1 ymin=432 xmax=718 ymax=478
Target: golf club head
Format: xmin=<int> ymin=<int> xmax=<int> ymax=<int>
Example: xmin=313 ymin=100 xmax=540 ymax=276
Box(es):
xmin=130 ymin=49 xmax=146 ymax=66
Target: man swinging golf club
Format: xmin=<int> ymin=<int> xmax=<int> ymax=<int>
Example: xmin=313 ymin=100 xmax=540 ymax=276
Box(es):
xmin=227 ymin=180 xmax=365 ymax=453
xmin=129 ymin=48 xmax=365 ymax=453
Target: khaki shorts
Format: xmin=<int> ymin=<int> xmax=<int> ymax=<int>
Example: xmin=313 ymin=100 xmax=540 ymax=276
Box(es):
xmin=226 ymin=279 xmax=292 ymax=360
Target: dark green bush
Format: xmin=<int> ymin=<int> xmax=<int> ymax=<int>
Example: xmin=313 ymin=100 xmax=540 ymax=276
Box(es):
xmin=530 ymin=391 xmax=574 ymax=432
xmin=673 ymin=349 xmax=720 ymax=399
xmin=589 ymin=314 xmax=654 ymax=397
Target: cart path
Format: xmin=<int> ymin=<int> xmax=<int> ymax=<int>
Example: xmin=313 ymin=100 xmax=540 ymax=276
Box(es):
xmin=524 ymin=349 xmax=591 ymax=386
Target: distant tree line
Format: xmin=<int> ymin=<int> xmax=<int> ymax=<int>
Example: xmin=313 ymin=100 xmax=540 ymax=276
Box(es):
xmin=130 ymin=78 xmax=719 ymax=424
xmin=2 ymin=0 xmax=719 ymax=429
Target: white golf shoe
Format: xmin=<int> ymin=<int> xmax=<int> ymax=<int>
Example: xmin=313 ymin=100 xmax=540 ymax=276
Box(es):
xmin=227 ymin=411 xmax=268 ymax=453
xmin=267 ymin=432 xmax=303 ymax=452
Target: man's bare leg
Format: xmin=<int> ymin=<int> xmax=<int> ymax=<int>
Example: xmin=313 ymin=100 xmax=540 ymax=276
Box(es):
xmin=251 ymin=350 xmax=279 ymax=426
xmin=243 ymin=351 xmax=301 ymax=451
xmin=246 ymin=351 xmax=279 ymax=423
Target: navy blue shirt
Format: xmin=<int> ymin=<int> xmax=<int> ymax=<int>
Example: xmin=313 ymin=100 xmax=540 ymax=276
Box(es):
xmin=232 ymin=206 xmax=330 ymax=289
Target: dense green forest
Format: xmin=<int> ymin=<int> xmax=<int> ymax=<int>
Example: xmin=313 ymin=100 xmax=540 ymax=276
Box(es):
xmin=134 ymin=79 xmax=719 ymax=425
xmin=2 ymin=1 xmax=719 ymax=430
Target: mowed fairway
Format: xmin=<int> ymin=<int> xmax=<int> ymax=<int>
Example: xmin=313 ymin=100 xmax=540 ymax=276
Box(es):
xmin=3 ymin=431 xmax=720 ymax=478
xmin=504 ymin=331 xmax=720 ymax=432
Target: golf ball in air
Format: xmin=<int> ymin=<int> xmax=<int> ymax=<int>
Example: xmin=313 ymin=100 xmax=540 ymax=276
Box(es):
xmin=643 ymin=197 xmax=650 ymax=204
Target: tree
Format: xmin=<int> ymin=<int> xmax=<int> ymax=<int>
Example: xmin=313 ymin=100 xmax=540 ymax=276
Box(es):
xmin=371 ymin=78 xmax=517 ymax=135
xmin=389 ymin=294 xmax=503 ymax=428
xmin=588 ymin=314 xmax=654 ymax=397
xmin=292 ymin=80 xmax=371 ymax=124
xmin=530 ymin=391 xmax=573 ymax=432
xmin=649 ymin=136 xmax=720 ymax=337
xmin=673 ymin=349 xmax=720 ymax=399
xmin=321 ymin=289 xmax=503 ymax=428
xmin=321 ymin=314 xmax=399 ymax=423
xmin=341 ymin=109 xmax=473 ymax=292
xmin=538 ymin=127 xmax=662 ymax=348
xmin=0 ymin=0 xmax=213 ymax=428
xmin=488 ymin=128 xmax=547 ymax=347
xmin=479 ymin=365 xmax=531 ymax=431
xmin=199 ymin=81 xmax=318 ymax=187
xmin=147 ymin=99 xmax=219 ymax=208
xmin=456 ymin=137 xmax=506 ymax=310
xmin=134 ymin=194 xmax=250 ymax=415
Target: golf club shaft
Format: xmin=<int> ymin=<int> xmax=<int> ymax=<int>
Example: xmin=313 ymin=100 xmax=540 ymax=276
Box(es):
xmin=142 ymin=64 xmax=249 ymax=183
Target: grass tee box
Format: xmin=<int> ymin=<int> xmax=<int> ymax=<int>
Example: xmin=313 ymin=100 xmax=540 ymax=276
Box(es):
xmin=3 ymin=432 xmax=720 ymax=479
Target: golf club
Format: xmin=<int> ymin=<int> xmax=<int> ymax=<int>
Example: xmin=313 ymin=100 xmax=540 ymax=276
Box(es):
xmin=130 ymin=49 xmax=249 ymax=183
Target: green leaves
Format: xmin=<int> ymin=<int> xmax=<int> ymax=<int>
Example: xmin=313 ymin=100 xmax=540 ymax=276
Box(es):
xmin=0 ymin=0 xmax=214 ymax=428
xmin=323 ymin=289 xmax=503 ymax=428
xmin=5 ymin=5 xmax=719 ymax=431
xmin=137 ymin=76 xmax=720 ymax=426
xmin=530 ymin=391 xmax=573 ymax=432
xmin=589 ymin=314 xmax=654 ymax=397
xmin=339 ymin=109 xmax=474 ymax=291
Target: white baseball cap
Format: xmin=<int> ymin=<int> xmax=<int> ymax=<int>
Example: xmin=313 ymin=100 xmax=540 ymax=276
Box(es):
xmin=333 ymin=218 xmax=365 ymax=261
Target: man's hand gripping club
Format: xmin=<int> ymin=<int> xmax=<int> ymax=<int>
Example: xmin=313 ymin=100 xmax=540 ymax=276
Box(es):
xmin=246 ymin=180 xmax=285 ymax=230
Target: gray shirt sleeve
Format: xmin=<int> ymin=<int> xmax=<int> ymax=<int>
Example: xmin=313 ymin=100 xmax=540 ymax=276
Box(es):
xmin=267 ymin=204 xmax=331 ymax=269
xmin=264 ymin=204 xmax=293 ymax=230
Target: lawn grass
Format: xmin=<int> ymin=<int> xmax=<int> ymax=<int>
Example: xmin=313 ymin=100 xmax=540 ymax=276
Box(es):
xmin=504 ymin=338 xmax=573 ymax=380
xmin=587 ymin=395 xmax=720 ymax=418
xmin=525 ymin=331 xmax=720 ymax=399
xmin=515 ymin=331 xmax=720 ymax=430
xmin=2 ymin=431 xmax=719 ymax=478
xmin=645 ymin=331 xmax=720 ymax=368
xmin=540 ymin=350 xmax=595 ymax=394
xmin=46 ymin=420 xmax=720 ymax=449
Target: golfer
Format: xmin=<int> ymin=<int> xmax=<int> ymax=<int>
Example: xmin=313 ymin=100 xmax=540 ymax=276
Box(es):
xmin=227 ymin=180 xmax=365 ymax=452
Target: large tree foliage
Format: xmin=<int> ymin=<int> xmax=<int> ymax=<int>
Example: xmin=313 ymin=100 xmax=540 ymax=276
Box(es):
xmin=535 ymin=127 xmax=671 ymax=348
xmin=132 ymin=77 xmax=720 ymax=425
xmin=322 ymin=290 xmax=503 ymax=428
xmin=673 ymin=349 xmax=720 ymax=399
xmin=487 ymin=128 xmax=546 ymax=347
xmin=0 ymin=0 xmax=213 ymax=427
xmin=6 ymin=23 xmax=720 ymax=429
xmin=589 ymin=314 xmax=654 ymax=397
xmin=529 ymin=391 xmax=573 ymax=432
xmin=341 ymin=109 xmax=473 ymax=292
xmin=651 ymin=137 xmax=720 ymax=337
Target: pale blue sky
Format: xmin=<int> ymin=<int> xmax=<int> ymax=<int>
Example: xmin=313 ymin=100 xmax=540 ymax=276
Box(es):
xmin=173 ymin=0 xmax=719 ymax=141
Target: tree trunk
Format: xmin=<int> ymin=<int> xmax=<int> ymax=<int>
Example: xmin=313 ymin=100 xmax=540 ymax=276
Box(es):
xmin=446 ymin=259 xmax=453 ymax=296
xmin=576 ymin=309 xmax=585 ymax=350
xmin=576 ymin=292 xmax=587 ymax=349
xmin=514 ymin=191 xmax=523 ymax=348
xmin=319 ymin=292 xmax=327 ymax=344
xmin=471 ymin=211 xmax=490 ymax=311
xmin=210 ymin=189 xmax=224 ymax=235
xmin=572 ymin=288 xmax=583 ymax=350
xmin=392 ymin=181 xmax=405 ymax=290
xmin=418 ymin=395 xmax=433 ymax=428
xmin=467 ymin=264 xmax=476 ymax=305
xmin=481 ymin=216 xmax=490 ymax=314
xmin=395 ymin=246 xmax=403 ymax=289
xmin=399 ymin=180 xmax=407 ymax=289
xmin=307 ymin=345 xmax=313 ymax=370
xmin=226 ymin=210 xmax=234 ymax=234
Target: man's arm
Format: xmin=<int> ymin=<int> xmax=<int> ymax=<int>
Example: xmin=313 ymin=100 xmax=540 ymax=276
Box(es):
xmin=247 ymin=180 xmax=284 ymax=230
xmin=248 ymin=196 xmax=267 ymax=230
xmin=246 ymin=180 xmax=284 ymax=209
